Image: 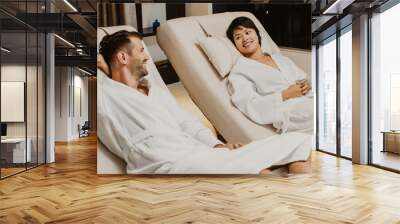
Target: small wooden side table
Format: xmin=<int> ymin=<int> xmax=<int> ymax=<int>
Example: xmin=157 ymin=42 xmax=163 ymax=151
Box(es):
xmin=381 ymin=131 xmax=400 ymax=154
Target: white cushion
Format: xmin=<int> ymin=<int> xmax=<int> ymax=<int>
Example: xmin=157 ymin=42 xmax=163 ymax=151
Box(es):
xmin=198 ymin=36 xmax=240 ymax=78
xmin=195 ymin=12 xmax=280 ymax=55
xmin=195 ymin=13 xmax=280 ymax=78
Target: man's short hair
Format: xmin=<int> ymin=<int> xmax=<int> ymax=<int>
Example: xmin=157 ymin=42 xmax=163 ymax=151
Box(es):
xmin=99 ymin=30 xmax=143 ymax=67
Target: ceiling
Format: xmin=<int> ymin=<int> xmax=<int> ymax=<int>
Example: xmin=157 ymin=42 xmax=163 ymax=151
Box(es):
xmin=1 ymin=0 xmax=394 ymax=74
xmin=311 ymin=0 xmax=390 ymax=43
xmin=0 ymin=0 xmax=97 ymax=74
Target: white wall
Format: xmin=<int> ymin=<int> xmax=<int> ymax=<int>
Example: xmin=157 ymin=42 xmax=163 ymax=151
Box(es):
xmin=142 ymin=3 xmax=212 ymax=63
xmin=185 ymin=3 xmax=213 ymax=16
xmin=280 ymin=47 xmax=312 ymax=77
xmin=1 ymin=64 xmax=46 ymax=164
xmin=55 ymin=67 xmax=70 ymax=141
xmin=141 ymin=3 xmax=168 ymax=62
xmin=123 ymin=3 xmax=138 ymax=29
xmin=142 ymin=3 xmax=166 ymax=28
xmin=54 ymin=67 xmax=89 ymax=141
xmin=72 ymin=74 xmax=89 ymax=138
xmin=1 ymin=65 xmax=26 ymax=140
xmin=1 ymin=65 xmax=36 ymax=138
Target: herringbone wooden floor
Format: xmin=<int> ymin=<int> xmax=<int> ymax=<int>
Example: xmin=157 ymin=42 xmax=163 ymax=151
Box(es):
xmin=0 ymin=135 xmax=400 ymax=224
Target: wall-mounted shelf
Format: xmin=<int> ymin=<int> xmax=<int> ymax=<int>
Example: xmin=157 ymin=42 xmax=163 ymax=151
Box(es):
xmin=142 ymin=27 xmax=156 ymax=37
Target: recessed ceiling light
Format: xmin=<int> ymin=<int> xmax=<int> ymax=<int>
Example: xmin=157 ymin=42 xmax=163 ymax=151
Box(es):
xmin=78 ymin=67 xmax=93 ymax=76
xmin=54 ymin=34 xmax=75 ymax=48
xmin=323 ymin=0 xmax=354 ymax=15
xmin=1 ymin=47 xmax=11 ymax=53
xmin=63 ymin=0 xmax=78 ymax=12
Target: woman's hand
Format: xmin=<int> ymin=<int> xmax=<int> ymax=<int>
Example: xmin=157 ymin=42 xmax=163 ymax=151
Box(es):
xmin=214 ymin=143 xmax=242 ymax=150
xmin=97 ymin=54 xmax=110 ymax=76
xmin=296 ymin=79 xmax=311 ymax=95
xmin=282 ymin=83 xmax=303 ymax=101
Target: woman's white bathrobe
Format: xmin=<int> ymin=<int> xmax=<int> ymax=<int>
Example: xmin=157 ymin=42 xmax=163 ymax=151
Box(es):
xmin=228 ymin=54 xmax=314 ymax=133
xmin=97 ymin=72 xmax=311 ymax=174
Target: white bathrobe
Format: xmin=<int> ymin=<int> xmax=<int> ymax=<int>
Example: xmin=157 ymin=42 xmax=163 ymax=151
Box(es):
xmin=228 ymin=53 xmax=314 ymax=133
xmin=97 ymin=72 xmax=311 ymax=174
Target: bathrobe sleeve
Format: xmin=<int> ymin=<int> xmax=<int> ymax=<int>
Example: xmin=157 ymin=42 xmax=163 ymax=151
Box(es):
xmin=179 ymin=113 xmax=223 ymax=147
xmin=97 ymin=85 xmax=139 ymax=161
xmin=282 ymin=56 xmax=309 ymax=82
xmin=228 ymin=74 xmax=285 ymax=125
xmin=156 ymin=85 xmax=223 ymax=147
xmin=282 ymin=56 xmax=314 ymax=95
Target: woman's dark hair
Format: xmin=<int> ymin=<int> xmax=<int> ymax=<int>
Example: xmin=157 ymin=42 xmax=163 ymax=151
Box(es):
xmin=226 ymin=16 xmax=261 ymax=45
xmin=99 ymin=30 xmax=143 ymax=67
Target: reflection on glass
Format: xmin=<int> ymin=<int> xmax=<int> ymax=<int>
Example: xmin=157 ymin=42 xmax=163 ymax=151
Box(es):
xmin=340 ymin=29 xmax=352 ymax=158
xmin=318 ymin=37 xmax=337 ymax=154
xmin=371 ymin=3 xmax=400 ymax=171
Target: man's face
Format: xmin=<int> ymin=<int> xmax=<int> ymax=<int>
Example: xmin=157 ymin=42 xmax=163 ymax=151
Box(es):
xmin=125 ymin=36 xmax=150 ymax=79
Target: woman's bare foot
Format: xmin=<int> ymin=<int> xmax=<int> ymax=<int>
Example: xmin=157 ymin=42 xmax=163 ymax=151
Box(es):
xmin=288 ymin=157 xmax=312 ymax=174
xmin=259 ymin=168 xmax=272 ymax=175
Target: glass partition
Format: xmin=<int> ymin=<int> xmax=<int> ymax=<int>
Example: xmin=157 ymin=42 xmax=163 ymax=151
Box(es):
xmin=370 ymin=2 xmax=400 ymax=171
xmin=0 ymin=0 xmax=46 ymax=179
xmin=1 ymin=31 xmax=28 ymax=178
xmin=339 ymin=28 xmax=352 ymax=158
xmin=317 ymin=35 xmax=337 ymax=155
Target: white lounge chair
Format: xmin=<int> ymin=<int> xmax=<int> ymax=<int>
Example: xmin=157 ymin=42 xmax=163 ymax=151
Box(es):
xmin=157 ymin=12 xmax=310 ymax=144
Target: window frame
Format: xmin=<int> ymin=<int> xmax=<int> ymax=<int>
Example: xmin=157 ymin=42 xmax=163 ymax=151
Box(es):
xmin=315 ymin=24 xmax=353 ymax=161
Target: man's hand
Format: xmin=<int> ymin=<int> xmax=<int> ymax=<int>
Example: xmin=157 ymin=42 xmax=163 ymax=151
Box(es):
xmin=137 ymin=78 xmax=151 ymax=95
xmin=214 ymin=143 xmax=242 ymax=150
xmin=97 ymin=54 xmax=110 ymax=76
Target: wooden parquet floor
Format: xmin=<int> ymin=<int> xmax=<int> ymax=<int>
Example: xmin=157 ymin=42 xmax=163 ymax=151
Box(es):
xmin=1 ymin=135 xmax=400 ymax=224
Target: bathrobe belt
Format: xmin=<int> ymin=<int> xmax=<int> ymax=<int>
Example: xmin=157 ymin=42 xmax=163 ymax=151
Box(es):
xmin=130 ymin=129 xmax=191 ymax=145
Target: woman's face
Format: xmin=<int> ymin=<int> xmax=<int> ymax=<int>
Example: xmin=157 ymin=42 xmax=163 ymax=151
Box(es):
xmin=232 ymin=26 xmax=260 ymax=56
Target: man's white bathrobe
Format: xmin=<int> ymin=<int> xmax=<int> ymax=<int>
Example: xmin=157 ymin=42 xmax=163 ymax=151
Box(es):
xmin=228 ymin=53 xmax=314 ymax=133
xmin=97 ymin=72 xmax=311 ymax=174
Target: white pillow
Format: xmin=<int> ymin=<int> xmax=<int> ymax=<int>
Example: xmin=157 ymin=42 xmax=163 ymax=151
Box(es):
xmin=198 ymin=36 xmax=241 ymax=78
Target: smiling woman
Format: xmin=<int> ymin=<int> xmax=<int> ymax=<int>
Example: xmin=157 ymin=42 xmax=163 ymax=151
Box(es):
xmin=226 ymin=16 xmax=314 ymax=134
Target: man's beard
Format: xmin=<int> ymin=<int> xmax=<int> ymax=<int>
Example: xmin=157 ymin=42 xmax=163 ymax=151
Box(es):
xmin=137 ymin=65 xmax=148 ymax=78
xmin=130 ymin=64 xmax=148 ymax=80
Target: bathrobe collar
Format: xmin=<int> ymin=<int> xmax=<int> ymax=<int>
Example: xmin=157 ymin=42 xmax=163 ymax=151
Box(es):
xmin=239 ymin=53 xmax=293 ymax=84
